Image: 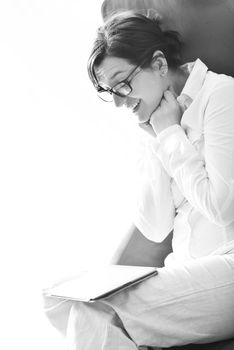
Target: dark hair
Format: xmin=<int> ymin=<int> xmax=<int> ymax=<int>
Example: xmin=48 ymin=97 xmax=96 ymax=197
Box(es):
xmin=87 ymin=11 xmax=183 ymax=88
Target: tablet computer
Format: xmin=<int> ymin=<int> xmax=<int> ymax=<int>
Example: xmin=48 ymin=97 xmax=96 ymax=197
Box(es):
xmin=44 ymin=265 xmax=158 ymax=302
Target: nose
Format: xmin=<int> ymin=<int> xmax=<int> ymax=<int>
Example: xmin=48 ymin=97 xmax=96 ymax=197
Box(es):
xmin=113 ymin=94 xmax=125 ymax=107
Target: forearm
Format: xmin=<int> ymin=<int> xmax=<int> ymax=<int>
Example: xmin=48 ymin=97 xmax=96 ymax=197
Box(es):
xmin=156 ymin=124 xmax=234 ymax=226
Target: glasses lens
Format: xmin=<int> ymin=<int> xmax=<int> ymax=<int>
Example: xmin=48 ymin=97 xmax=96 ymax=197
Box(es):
xmin=97 ymin=90 xmax=113 ymax=102
xmin=115 ymin=83 xmax=131 ymax=97
xmin=97 ymin=83 xmax=132 ymax=102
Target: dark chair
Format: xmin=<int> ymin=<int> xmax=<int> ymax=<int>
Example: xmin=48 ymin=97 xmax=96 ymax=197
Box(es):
xmin=101 ymin=0 xmax=234 ymax=77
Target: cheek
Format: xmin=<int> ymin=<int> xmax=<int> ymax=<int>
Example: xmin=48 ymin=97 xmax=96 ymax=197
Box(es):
xmin=134 ymin=73 xmax=164 ymax=109
xmin=144 ymin=82 xmax=164 ymax=108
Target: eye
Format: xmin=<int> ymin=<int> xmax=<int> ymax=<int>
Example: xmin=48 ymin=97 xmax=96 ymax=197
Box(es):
xmin=113 ymin=82 xmax=130 ymax=95
xmin=113 ymin=81 xmax=126 ymax=90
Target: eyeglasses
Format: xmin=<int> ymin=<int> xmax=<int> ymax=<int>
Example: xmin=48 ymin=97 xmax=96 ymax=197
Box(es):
xmin=96 ymin=62 xmax=143 ymax=103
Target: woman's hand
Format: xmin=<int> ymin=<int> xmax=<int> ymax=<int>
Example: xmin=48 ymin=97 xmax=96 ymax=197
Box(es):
xmin=149 ymin=90 xmax=182 ymax=135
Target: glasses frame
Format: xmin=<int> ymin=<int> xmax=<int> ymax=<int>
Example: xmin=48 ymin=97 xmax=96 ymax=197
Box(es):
xmin=96 ymin=57 xmax=148 ymax=102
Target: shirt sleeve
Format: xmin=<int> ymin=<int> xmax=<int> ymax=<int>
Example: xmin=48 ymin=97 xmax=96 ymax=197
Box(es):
xmin=133 ymin=140 xmax=175 ymax=242
xmin=154 ymin=82 xmax=234 ymax=227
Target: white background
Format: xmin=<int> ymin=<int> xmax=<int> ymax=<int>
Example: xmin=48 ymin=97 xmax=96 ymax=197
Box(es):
xmin=0 ymin=1 xmax=144 ymax=349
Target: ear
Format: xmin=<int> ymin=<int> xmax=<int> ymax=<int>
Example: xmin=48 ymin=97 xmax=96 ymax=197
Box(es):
xmin=151 ymin=50 xmax=168 ymax=76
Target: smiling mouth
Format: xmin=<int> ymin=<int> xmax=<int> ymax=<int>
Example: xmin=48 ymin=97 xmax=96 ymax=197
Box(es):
xmin=132 ymin=100 xmax=141 ymax=113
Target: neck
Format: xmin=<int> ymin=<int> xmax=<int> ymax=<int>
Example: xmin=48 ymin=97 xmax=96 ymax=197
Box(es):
xmin=167 ymin=66 xmax=190 ymax=96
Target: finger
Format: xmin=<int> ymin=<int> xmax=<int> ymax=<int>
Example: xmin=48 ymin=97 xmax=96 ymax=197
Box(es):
xmin=168 ymin=85 xmax=177 ymax=97
xmin=164 ymin=90 xmax=177 ymax=103
xmin=159 ymin=97 xmax=167 ymax=107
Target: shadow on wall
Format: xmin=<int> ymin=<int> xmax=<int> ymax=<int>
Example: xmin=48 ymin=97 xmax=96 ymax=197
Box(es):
xmin=101 ymin=0 xmax=234 ymax=77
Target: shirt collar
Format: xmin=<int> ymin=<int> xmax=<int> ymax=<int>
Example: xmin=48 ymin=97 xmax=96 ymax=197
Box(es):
xmin=177 ymin=59 xmax=208 ymax=110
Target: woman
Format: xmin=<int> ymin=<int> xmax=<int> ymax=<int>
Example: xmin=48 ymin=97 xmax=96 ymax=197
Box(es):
xmin=44 ymin=12 xmax=234 ymax=349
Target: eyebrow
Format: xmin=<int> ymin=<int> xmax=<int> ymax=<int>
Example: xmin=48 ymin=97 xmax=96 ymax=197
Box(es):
xmin=110 ymin=70 xmax=126 ymax=81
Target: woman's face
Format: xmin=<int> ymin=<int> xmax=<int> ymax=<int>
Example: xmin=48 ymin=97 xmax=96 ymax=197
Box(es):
xmin=95 ymin=56 xmax=169 ymax=125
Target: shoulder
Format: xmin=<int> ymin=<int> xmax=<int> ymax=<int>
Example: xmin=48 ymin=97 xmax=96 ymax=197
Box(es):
xmin=201 ymin=71 xmax=234 ymax=107
xmin=201 ymin=72 xmax=234 ymax=128
xmin=205 ymin=71 xmax=234 ymax=92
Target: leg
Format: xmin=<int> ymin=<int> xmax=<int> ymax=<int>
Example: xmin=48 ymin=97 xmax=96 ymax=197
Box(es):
xmin=101 ymin=252 xmax=234 ymax=348
xmin=44 ymin=252 xmax=234 ymax=349
xmin=44 ymin=294 xmax=141 ymax=349
xmin=66 ymin=301 xmax=139 ymax=350
xmin=43 ymin=295 xmax=75 ymax=336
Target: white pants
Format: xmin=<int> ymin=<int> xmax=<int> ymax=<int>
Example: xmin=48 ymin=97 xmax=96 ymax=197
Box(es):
xmin=43 ymin=252 xmax=234 ymax=349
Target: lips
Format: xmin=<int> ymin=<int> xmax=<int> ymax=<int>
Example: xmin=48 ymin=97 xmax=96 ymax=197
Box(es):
xmin=132 ymin=99 xmax=141 ymax=113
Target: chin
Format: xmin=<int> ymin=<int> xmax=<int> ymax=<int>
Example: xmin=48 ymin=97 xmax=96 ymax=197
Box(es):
xmin=136 ymin=109 xmax=151 ymax=124
xmin=138 ymin=118 xmax=150 ymax=125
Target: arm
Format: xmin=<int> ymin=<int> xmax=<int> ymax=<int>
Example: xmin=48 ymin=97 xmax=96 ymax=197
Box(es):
xmin=155 ymin=84 xmax=234 ymax=226
xmin=110 ymin=224 xmax=173 ymax=267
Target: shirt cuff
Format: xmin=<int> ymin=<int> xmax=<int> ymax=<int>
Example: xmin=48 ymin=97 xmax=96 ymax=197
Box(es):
xmin=152 ymin=125 xmax=195 ymax=177
xmin=157 ymin=124 xmax=183 ymax=143
xmin=150 ymin=125 xmax=186 ymax=156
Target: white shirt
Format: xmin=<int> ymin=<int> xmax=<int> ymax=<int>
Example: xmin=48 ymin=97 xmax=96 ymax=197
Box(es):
xmin=134 ymin=59 xmax=234 ymax=265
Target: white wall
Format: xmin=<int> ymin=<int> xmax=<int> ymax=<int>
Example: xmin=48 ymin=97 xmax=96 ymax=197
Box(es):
xmin=0 ymin=1 xmax=142 ymax=349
